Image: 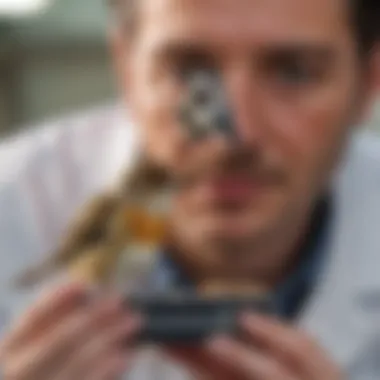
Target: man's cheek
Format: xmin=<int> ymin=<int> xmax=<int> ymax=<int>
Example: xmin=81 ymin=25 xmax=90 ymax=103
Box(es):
xmin=140 ymin=99 xmax=187 ymax=167
xmin=266 ymin=109 xmax=347 ymax=200
xmin=271 ymin=100 xmax=350 ymax=168
xmin=298 ymin=102 xmax=353 ymax=176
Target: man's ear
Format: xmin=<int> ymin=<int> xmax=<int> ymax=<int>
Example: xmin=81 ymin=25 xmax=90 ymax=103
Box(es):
xmin=108 ymin=26 xmax=132 ymax=99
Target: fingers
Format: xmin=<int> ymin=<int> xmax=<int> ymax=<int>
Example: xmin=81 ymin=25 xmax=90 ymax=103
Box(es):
xmin=88 ymin=352 xmax=131 ymax=380
xmin=26 ymin=295 xmax=142 ymax=375
xmin=1 ymin=286 xmax=143 ymax=380
xmin=166 ymin=346 xmax=220 ymax=378
xmin=240 ymin=313 xmax=336 ymax=377
xmin=213 ymin=313 xmax=342 ymax=380
xmin=206 ymin=336 xmax=294 ymax=380
xmin=30 ymin=296 xmax=122 ymax=369
xmin=62 ymin=313 xmax=141 ymax=378
xmin=1 ymin=282 xmax=88 ymax=353
xmin=201 ymin=314 xmax=342 ymax=380
xmin=2 ymin=296 xmax=121 ymax=380
xmin=167 ymin=344 xmax=256 ymax=380
xmin=56 ymin=351 xmax=131 ymax=380
xmin=57 ymin=317 xmax=141 ymax=380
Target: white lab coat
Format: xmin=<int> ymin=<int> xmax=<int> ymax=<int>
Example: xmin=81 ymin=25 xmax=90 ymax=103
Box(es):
xmin=0 ymin=105 xmax=379 ymax=379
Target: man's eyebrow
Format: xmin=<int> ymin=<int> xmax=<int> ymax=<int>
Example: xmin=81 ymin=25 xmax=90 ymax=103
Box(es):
xmin=151 ymin=40 xmax=214 ymax=61
xmin=258 ymin=44 xmax=336 ymax=61
xmin=151 ymin=41 xmax=337 ymax=65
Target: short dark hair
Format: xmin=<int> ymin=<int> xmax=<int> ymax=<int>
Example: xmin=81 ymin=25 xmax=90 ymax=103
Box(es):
xmin=351 ymin=0 xmax=380 ymax=53
xmin=109 ymin=0 xmax=379 ymax=54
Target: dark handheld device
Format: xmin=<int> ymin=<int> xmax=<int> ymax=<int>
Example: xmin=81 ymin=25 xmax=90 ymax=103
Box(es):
xmin=130 ymin=293 xmax=274 ymax=344
xmin=128 ymin=69 xmax=269 ymax=344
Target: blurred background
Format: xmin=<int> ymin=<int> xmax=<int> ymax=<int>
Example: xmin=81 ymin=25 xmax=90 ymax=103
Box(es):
xmin=0 ymin=0 xmax=379 ymax=136
xmin=0 ymin=0 xmax=116 ymax=136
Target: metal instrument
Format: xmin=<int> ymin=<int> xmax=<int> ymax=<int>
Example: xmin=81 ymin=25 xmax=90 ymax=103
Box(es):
xmin=179 ymin=69 xmax=237 ymax=140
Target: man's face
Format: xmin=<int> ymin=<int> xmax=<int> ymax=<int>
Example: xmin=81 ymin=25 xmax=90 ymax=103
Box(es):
xmin=118 ymin=0 xmax=375 ymax=277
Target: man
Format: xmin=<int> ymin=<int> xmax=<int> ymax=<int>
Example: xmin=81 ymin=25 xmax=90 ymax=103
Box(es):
xmin=0 ymin=0 xmax=379 ymax=379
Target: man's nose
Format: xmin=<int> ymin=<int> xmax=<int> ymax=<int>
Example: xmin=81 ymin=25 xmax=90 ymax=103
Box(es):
xmin=223 ymin=64 xmax=264 ymax=145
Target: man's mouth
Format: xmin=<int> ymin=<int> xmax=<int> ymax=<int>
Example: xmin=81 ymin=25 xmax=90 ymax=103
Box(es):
xmin=201 ymin=175 xmax=265 ymax=205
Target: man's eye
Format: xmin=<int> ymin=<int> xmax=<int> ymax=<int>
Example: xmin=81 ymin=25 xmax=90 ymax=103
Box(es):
xmin=167 ymin=52 xmax=215 ymax=82
xmin=274 ymin=63 xmax=316 ymax=85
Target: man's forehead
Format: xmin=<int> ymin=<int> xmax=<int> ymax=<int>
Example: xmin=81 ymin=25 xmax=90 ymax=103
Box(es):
xmin=138 ymin=0 xmax=352 ymax=49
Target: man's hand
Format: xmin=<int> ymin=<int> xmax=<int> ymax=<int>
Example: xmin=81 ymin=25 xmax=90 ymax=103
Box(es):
xmin=168 ymin=313 xmax=344 ymax=380
xmin=0 ymin=282 xmax=142 ymax=380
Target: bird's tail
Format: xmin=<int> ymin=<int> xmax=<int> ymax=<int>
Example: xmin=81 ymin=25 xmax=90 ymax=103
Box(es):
xmin=12 ymin=257 xmax=59 ymax=289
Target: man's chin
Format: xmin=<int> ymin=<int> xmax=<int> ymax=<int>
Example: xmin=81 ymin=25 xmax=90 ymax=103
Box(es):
xmin=203 ymin=214 xmax=263 ymax=242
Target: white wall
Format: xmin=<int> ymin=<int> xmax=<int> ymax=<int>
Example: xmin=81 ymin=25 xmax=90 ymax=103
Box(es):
xmin=1 ymin=0 xmax=116 ymax=131
xmin=19 ymin=51 xmax=115 ymax=125
xmin=12 ymin=0 xmax=107 ymax=43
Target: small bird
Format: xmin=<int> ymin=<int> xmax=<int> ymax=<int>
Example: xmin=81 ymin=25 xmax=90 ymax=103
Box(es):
xmin=13 ymin=159 xmax=171 ymax=288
